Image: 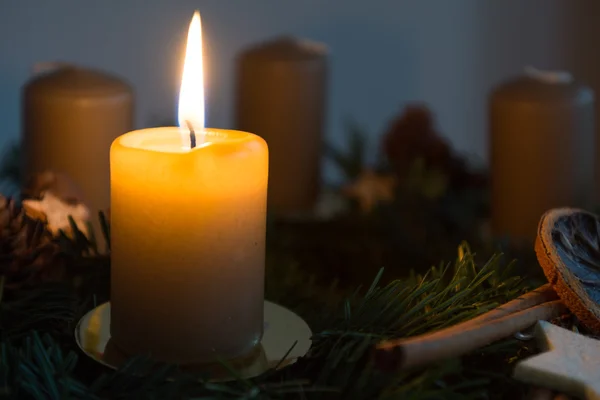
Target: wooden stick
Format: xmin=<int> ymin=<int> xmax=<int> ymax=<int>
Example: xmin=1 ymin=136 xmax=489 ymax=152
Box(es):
xmin=374 ymin=300 xmax=567 ymax=371
xmin=458 ymin=284 xmax=557 ymax=327
xmin=406 ymin=284 xmax=557 ymax=343
xmin=436 ymin=284 xmax=556 ymax=335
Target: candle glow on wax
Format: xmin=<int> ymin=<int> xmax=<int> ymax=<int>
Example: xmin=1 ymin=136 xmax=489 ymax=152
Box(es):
xmin=109 ymin=10 xmax=269 ymax=365
xmin=178 ymin=11 xmax=205 ymax=146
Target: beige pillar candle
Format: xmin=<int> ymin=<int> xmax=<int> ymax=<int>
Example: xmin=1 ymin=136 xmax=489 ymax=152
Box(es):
xmin=22 ymin=65 xmax=134 ymax=248
xmin=489 ymin=67 xmax=595 ymax=243
xmin=110 ymin=11 xmax=269 ymax=365
xmin=110 ymin=127 xmax=268 ymax=365
xmin=235 ymin=37 xmax=327 ymax=215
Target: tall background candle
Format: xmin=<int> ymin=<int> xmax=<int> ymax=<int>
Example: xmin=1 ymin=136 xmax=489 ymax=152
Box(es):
xmin=489 ymin=68 xmax=595 ymax=243
xmin=110 ymin=12 xmax=269 ymax=365
xmin=22 ymin=65 xmax=134 ymax=248
xmin=235 ymin=37 xmax=327 ymax=215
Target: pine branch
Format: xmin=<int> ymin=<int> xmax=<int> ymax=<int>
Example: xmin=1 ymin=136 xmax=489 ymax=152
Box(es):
xmin=1 ymin=211 xmax=535 ymax=399
xmin=0 ymin=332 xmax=89 ymax=400
xmin=0 ymin=283 xmax=77 ymax=341
xmin=324 ymin=120 xmax=369 ymax=180
xmin=0 ymin=332 xmax=336 ymax=399
xmin=58 ymin=213 xmax=110 ymax=259
xmin=293 ymin=243 xmax=528 ymax=399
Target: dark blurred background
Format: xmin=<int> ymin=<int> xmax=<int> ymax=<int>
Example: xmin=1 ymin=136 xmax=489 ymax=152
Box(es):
xmin=3 ymin=0 xmax=599 ymax=286
xmin=2 ymin=0 xmax=596 ymax=184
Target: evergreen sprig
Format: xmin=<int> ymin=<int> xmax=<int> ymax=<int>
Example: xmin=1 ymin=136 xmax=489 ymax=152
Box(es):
xmin=288 ymin=243 xmax=528 ymax=400
xmin=0 ymin=210 xmax=534 ymax=399
xmin=324 ymin=120 xmax=369 ymax=180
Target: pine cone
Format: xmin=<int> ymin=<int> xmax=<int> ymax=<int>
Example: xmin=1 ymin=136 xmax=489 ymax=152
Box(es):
xmin=0 ymin=196 xmax=64 ymax=290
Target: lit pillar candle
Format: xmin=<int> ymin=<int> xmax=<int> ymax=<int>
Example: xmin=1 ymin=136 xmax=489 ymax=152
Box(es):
xmin=109 ymin=11 xmax=269 ymax=365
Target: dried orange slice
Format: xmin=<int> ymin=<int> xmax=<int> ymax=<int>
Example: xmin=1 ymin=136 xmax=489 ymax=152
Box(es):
xmin=536 ymin=208 xmax=600 ymax=332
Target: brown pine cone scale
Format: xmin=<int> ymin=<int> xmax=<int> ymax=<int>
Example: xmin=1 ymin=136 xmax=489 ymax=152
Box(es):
xmin=0 ymin=195 xmax=64 ymax=290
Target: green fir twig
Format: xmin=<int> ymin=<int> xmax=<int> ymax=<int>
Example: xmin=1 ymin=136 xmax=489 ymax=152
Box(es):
xmin=325 ymin=119 xmax=369 ymax=180
xmin=0 ymin=213 xmax=534 ymax=399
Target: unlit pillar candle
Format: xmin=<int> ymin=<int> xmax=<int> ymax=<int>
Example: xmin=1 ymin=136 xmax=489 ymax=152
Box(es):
xmin=489 ymin=67 xmax=595 ymax=243
xmin=235 ymin=37 xmax=327 ymax=214
xmin=22 ymin=65 xmax=134 ymax=248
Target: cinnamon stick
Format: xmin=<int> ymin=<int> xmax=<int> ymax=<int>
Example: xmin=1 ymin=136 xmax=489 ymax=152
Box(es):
xmin=375 ymin=300 xmax=567 ymax=371
xmin=460 ymin=284 xmax=556 ymax=327
xmin=402 ymin=284 xmax=557 ymax=344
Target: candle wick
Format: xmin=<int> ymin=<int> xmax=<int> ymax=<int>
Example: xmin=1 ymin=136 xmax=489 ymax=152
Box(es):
xmin=186 ymin=120 xmax=197 ymax=149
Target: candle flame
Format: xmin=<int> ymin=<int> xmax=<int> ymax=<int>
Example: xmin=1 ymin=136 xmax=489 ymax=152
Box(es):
xmin=178 ymin=11 xmax=204 ymax=134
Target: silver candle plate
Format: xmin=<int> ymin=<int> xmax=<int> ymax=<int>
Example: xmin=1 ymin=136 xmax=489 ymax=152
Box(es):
xmin=75 ymin=301 xmax=312 ymax=381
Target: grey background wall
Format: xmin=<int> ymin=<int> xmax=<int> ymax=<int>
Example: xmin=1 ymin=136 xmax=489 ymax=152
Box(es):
xmin=0 ymin=0 xmax=587 ymax=181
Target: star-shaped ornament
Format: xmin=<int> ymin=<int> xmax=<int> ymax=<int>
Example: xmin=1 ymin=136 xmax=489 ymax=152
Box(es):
xmin=343 ymin=170 xmax=396 ymax=213
xmin=514 ymin=320 xmax=600 ymax=399
xmin=23 ymin=191 xmax=91 ymax=238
